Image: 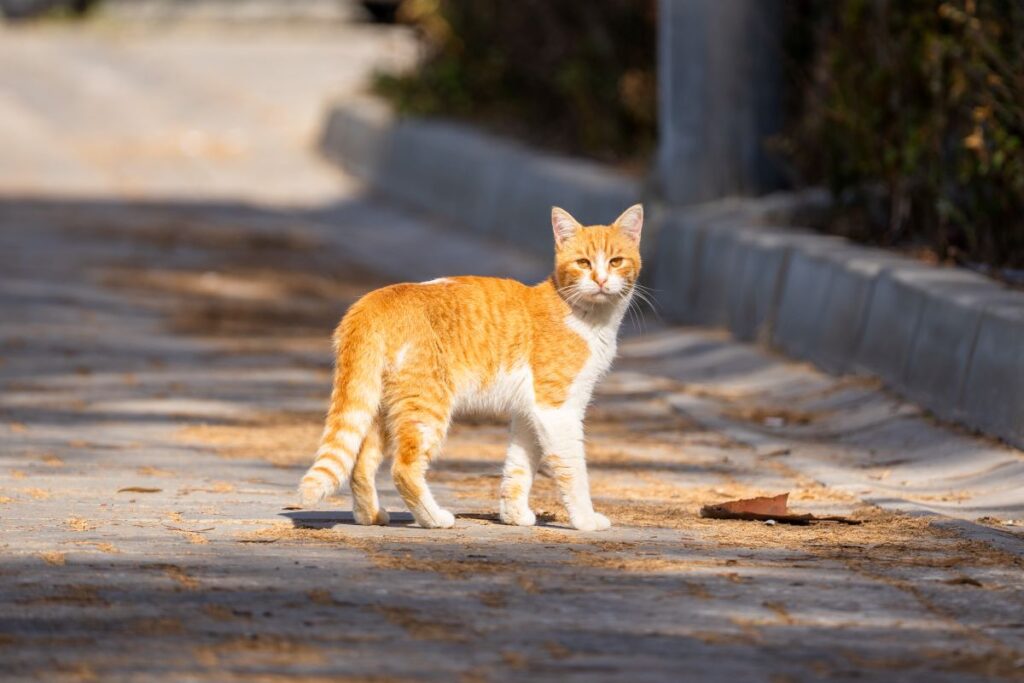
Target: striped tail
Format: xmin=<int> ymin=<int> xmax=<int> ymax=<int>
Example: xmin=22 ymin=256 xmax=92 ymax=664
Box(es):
xmin=299 ymin=326 xmax=385 ymax=507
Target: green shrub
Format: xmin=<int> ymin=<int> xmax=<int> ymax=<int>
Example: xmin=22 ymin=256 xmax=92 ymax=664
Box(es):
xmin=372 ymin=0 xmax=657 ymax=166
xmin=781 ymin=0 xmax=1024 ymax=269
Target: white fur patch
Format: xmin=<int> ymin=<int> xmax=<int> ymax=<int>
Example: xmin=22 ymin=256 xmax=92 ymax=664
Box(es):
xmin=418 ymin=278 xmax=451 ymax=285
xmin=594 ymin=250 xmax=608 ymax=286
xmin=327 ymin=429 xmax=362 ymax=454
xmin=338 ymin=410 xmax=372 ymax=432
xmin=393 ymin=343 xmax=411 ymax=370
xmin=560 ymin=299 xmax=630 ymax=413
xmin=453 ymin=365 xmax=535 ymax=419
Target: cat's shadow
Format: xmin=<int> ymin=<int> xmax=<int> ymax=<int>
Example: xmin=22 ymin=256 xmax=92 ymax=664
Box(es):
xmin=279 ymin=510 xmax=560 ymax=529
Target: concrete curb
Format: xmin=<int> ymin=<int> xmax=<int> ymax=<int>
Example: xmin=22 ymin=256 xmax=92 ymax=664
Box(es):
xmin=320 ymin=99 xmax=640 ymax=257
xmin=651 ymin=197 xmax=1024 ymax=449
xmin=319 ymin=101 xmax=1024 ymax=449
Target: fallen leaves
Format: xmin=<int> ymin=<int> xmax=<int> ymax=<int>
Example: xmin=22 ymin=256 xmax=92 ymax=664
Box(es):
xmin=137 ymin=466 xmax=175 ymax=477
xmin=117 ymin=486 xmax=162 ymax=493
xmin=944 ymin=575 xmax=983 ymax=587
xmin=193 ymin=634 xmax=324 ymax=667
xmin=39 ymin=551 xmax=66 ymax=566
xmin=724 ymin=406 xmax=829 ymax=428
xmin=178 ymin=482 xmax=236 ymax=494
xmin=307 ymin=589 xmax=342 ymax=606
xmin=66 ymin=517 xmax=97 ymax=532
xmin=700 ymin=493 xmax=861 ymax=526
xmin=375 ymin=605 xmax=468 ymax=642
xmin=177 ymin=416 xmax=319 ymax=467
xmin=150 ymin=564 xmax=200 ymax=590
xmin=68 ymin=541 xmax=119 ymax=554
xmin=40 ymin=453 xmax=64 ymax=467
xmin=18 ymin=585 xmax=108 ymax=607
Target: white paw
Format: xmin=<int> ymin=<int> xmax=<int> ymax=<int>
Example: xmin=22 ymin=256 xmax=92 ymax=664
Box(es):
xmin=499 ymin=501 xmax=537 ymax=527
xmin=417 ymin=507 xmax=456 ymax=529
xmin=571 ymin=512 xmax=612 ymax=532
xmin=373 ymin=508 xmax=391 ymax=526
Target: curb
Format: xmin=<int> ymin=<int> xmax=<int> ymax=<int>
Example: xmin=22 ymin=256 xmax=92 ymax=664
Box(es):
xmin=653 ymin=200 xmax=1024 ymax=449
xmin=320 ymin=99 xmax=640 ymax=258
xmin=319 ymin=101 xmax=1024 ymax=450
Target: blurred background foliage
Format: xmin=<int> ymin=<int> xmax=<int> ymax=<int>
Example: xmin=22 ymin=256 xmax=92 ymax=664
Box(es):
xmin=376 ymin=0 xmax=1022 ymax=271
xmin=372 ymin=0 xmax=657 ymax=169
xmin=780 ymin=0 xmax=1024 ymax=271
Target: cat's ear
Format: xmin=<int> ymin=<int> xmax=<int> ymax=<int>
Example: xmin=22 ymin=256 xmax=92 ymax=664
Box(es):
xmin=551 ymin=206 xmax=582 ymax=246
xmin=614 ymin=204 xmax=643 ymax=243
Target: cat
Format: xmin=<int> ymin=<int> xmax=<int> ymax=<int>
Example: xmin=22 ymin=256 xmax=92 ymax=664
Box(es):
xmin=299 ymin=203 xmax=643 ymax=531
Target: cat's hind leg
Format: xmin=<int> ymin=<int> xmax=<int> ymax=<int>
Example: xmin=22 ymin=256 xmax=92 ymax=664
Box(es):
xmin=389 ymin=399 xmax=455 ymax=529
xmin=499 ymin=416 xmax=541 ymax=526
xmin=349 ymin=416 xmax=390 ymax=525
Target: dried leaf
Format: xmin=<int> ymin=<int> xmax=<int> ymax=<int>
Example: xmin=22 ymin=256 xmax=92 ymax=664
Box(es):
xmin=700 ymin=492 xmax=860 ymax=525
xmin=714 ymin=493 xmax=790 ymax=516
xmin=117 ymin=486 xmax=162 ymax=493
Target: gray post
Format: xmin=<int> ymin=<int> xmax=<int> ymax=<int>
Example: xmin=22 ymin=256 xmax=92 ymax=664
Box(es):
xmin=657 ymin=0 xmax=785 ymax=204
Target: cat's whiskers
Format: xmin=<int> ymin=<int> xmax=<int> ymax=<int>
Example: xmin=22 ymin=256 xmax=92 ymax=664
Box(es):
xmin=627 ymin=282 xmax=660 ymax=324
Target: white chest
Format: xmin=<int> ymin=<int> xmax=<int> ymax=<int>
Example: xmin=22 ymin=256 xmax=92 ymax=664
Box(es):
xmin=563 ymin=309 xmax=624 ymax=411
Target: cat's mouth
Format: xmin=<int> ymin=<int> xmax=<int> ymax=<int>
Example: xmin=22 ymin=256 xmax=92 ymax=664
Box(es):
xmin=585 ymin=289 xmax=626 ymax=305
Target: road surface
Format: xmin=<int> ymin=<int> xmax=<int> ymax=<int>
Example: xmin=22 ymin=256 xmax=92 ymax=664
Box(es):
xmin=1 ymin=17 xmax=1022 ymax=683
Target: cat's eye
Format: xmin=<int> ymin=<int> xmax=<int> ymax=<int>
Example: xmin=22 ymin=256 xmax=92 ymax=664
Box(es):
xmin=609 ymin=257 xmax=624 ymax=267
xmin=576 ymin=258 xmax=591 ymax=269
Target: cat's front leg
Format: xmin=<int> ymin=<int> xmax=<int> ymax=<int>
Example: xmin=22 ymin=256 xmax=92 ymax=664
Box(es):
xmin=499 ymin=416 xmax=541 ymax=526
xmin=531 ymin=407 xmax=610 ymax=532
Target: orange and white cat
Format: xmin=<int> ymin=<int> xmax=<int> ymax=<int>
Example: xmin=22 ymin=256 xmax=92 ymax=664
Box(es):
xmin=299 ymin=204 xmax=643 ymax=531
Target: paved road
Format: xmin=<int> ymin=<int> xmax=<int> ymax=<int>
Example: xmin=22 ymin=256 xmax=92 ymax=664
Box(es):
xmin=1 ymin=19 xmax=1023 ymax=683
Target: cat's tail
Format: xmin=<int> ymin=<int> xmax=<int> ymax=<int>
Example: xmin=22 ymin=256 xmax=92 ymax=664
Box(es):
xmin=299 ymin=321 xmax=385 ymax=507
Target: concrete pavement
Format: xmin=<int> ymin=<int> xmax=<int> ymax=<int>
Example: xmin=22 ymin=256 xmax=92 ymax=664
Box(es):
xmin=0 ymin=19 xmax=1022 ymax=683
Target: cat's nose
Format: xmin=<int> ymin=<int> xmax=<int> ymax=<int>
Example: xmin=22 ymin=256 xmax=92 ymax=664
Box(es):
xmin=594 ymin=275 xmax=608 ymax=288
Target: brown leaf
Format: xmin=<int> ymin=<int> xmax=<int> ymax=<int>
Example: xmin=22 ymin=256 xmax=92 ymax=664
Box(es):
xmin=700 ymin=492 xmax=860 ymax=525
xmin=944 ymin=575 xmax=983 ymax=587
xmin=714 ymin=493 xmax=790 ymax=517
xmin=117 ymin=486 xmax=162 ymax=493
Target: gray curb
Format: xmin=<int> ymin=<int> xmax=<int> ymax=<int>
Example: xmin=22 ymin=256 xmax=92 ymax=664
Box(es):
xmin=652 ymin=197 xmax=1024 ymax=450
xmin=319 ymin=101 xmax=1024 ymax=449
xmin=320 ymin=99 xmax=640 ymax=257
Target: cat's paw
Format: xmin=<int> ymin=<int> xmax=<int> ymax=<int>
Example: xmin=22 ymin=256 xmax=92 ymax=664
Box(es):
xmin=354 ymin=507 xmax=391 ymax=526
xmin=298 ymin=479 xmax=330 ymax=507
xmin=571 ymin=512 xmax=612 ymax=532
xmin=499 ymin=502 xmax=537 ymax=527
xmin=417 ymin=507 xmax=456 ymax=529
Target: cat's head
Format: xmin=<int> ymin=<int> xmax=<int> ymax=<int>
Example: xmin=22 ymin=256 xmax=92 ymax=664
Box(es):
xmin=551 ymin=204 xmax=643 ymax=306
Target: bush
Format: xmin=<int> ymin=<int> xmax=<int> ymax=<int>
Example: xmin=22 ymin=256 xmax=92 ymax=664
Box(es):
xmin=781 ymin=0 xmax=1024 ymax=270
xmin=372 ymin=0 xmax=657 ymax=167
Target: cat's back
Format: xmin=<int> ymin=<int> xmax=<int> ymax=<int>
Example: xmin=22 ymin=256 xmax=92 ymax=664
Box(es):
xmin=345 ymin=275 xmax=538 ymax=337
xmin=364 ymin=275 xmax=529 ymax=312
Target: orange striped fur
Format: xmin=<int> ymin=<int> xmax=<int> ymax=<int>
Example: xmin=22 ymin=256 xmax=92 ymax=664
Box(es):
xmin=299 ymin=204 xmax=643 ymax=530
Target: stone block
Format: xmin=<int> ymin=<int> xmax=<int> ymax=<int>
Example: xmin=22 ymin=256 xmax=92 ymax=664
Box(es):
xmin=855 ymin=266 xmax=989 ymax=385
xmin=902 ymin=282 xmax=1013 ymax=419
xmin=956 ymin=300 xmax=1024 ymax=448
xmin=726 ymin=228 xmax=794 ymax=342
